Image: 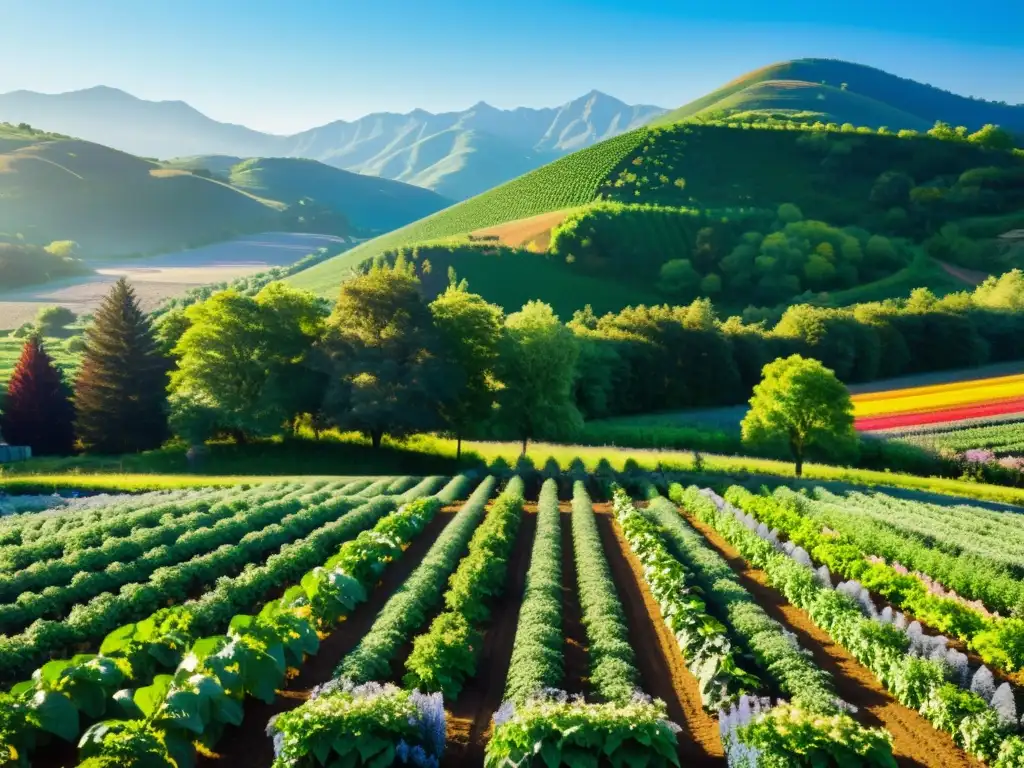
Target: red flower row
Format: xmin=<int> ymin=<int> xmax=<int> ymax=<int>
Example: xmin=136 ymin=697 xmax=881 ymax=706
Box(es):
xmin=855 ymin=396 xmax=1024 ymax=432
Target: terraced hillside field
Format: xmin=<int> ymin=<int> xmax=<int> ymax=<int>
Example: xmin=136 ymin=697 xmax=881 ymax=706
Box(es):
xmin=289 ymin=118 xmax=1024 ymax=314
xmin=4 ymin=470 xmax=1023 ymax=767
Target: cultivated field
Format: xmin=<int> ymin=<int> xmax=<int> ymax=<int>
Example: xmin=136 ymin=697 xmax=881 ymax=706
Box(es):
xmin=0 ymin=232 xmax=345 ymax=328
xmin=3 ymin=471 xmax=1023 ymax=766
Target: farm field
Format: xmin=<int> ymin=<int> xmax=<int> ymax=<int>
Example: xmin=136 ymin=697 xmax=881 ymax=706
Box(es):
xmin=5 ymin=471 xmax=1024 ymax=767
xmin=0 ymin=231 xmax=345 ymax=329
xmin=853 ymin=372 xmax=1024 ymax=432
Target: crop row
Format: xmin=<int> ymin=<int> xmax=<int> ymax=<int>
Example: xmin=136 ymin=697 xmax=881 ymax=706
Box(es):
xmin=571 ymin=480 xmax=642 ymax=703
xmin=679 ymin=485 xmax=1024 ymax=766
xmin=0 ymin=482 xmax=314 ymax=572
xmin=0 ymin=482 xmax=354 ymax=633
xmin=501 ymin=478 xmax=563 ymax=706
xmin=403 ymin=476 xmax=524 ymax=698
xmin=612 ymin=488 xmax=759 ymax=710
xmin=483 ymin=480 xmax=682 ymax=768
xmin=0 ymin=482 xmax=396 ymax=679
xmin=71 ymin=478 xmax=461 ymax=767
xmin=798 ymin=487 xmax=1024 ymax=616
xmin=269 ymin=476 xmax=507 ymax=767
xmin=641 ymin=489 xmax=895 ymax=766
xmin=724 ymin=486 xmax=1024 ymax=675
xmin=0 ymin=486 xmax=239 ymax=547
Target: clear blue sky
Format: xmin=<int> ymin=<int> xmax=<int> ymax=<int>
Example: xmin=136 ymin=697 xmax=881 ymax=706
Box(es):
xmin=3 ymin=0 xmax=1022 ymax=134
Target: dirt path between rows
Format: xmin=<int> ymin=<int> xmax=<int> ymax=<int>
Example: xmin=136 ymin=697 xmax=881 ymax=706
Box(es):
xmin=595 ymin=506 xmax=726 ymax=767
xmin=559 ymin=507 xmax=590 ymax=695
xmin=683 ymin=512 xmax=980 ymax=768
xmin=198 ymin=508 xmax=457 ymax=768
xmin=444 ymin=510 xmax=537 ymax=767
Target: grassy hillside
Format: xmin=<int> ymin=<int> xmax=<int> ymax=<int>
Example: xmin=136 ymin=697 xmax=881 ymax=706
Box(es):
xmin=679 ymin=80 xmax=931 ymax=130
xmin=657 ymin=59 xmax=1024 ymax=131
xmin=0 ymin=136 xmax=282 ymax=256
xmin=288 ymin=128 xmax=648 ymax=295
xmin=289 ymin=119 xmax=1024 ymax=311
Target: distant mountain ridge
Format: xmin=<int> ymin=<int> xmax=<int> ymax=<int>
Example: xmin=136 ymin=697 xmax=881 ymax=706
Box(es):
xmin=0 ymin=87 xmax=666 ymax=199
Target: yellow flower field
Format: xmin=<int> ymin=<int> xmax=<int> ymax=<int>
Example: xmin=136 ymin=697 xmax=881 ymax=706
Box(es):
xmin=852 ymin=373 xmax=1024 ymax=418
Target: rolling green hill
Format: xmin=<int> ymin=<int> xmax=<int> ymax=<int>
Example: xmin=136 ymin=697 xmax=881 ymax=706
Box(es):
xmin=288 ymin=119 xmax=1024 ymax=314
xmin=0 ymin=134 xmax=282 ymax=257
xmin=225 ymin=157 xmax=450 ymax=233
xmin=656 ymin=59 xmax=1024 ymax=131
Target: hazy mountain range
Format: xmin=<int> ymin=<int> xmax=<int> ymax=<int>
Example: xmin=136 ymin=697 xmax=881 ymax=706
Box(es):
xmin=0 ymin=87 xmax=667 ymax=199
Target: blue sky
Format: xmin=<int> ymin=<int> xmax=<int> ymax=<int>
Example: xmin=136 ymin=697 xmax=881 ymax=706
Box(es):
xmin=3 ymin=0 xmax=1022 ymax=133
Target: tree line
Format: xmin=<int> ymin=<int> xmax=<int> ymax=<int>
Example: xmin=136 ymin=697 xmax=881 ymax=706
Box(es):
xmin=4 ymin=265 xmax=1024 ymax=460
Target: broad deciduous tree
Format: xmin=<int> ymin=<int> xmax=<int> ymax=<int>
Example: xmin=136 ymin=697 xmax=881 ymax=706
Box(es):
xmin=75 ymin=278 xmax=169 ymax=454
xmin=741 ymin=354 xmax=856 ymax=476
xmin=320 ymin=259 xmax=451 ymax=449
xmin=497 ymin=301 xmax=582 ymax=455
xmin=169 ymin=284 xmax=326 ymax=443
xmin=429 ymin=279 xmax=503 ymax=459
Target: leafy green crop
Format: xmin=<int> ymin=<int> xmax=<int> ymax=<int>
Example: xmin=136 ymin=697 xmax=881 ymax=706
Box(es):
xmin=502 ymin=479 xmax=563 ymax=705
xmin=403 ymin=478 xmax=524 ymax=698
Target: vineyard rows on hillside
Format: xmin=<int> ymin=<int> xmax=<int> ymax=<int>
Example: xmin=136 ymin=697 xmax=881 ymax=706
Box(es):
xmin=3 ymin=473 xmax=1024 ymax=766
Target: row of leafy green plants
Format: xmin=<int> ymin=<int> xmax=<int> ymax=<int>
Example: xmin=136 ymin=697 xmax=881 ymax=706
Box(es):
xmin=676 ymin=484 xmax=1024 ymax=766
xmin=794 ymin=487 xmax=1024 ymax=617
xmin=0 ymin=481 xmax=399 ymax=679
xmin=267 ymin=476 xmax=509 ymax=767
xmin=486 ymin=480 xmax=683 ymax=767
xmin=613 ymin=487 xmax=896 ymax=766
xmin=0 ymin=481 xmax=355 ymax=634
xmin=723 ymin=485 xmax=1024 ymax=677
xmin=2 ymin=475 xmax=463 ymax=767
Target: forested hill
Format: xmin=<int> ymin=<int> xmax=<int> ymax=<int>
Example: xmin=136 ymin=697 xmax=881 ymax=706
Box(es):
xmin=288 ymin=118 xmax=1024 ymax=316
xmin=655 ymin=59 xmax=1024 ymax=132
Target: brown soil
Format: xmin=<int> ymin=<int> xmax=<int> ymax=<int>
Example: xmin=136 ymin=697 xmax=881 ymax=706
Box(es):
xmin=559 ymin=507 xmax=590 ymax=694
xmin=443 ymin=511 xmax=537 ymax=767
xmin=685 ymin=512 xmax=981 ymax=768
xmin=594 ymin=505 xmax=726 ymax=767
xmin=196 ymin=508 xmax=457 ymax=768
xmin=469 ymin=208 xmax=573 ymax=252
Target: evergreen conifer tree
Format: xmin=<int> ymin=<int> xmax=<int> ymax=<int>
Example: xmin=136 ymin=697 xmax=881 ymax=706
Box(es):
xmin=0 ymin=336 xmax=75 ymax=455
xmin=75 ymin=278 xmax=169 ymax=453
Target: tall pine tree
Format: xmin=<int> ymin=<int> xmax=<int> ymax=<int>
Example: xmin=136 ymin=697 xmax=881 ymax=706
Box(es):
xmin=0 ymin=336 xmax=76 ymax=455
xmin=75 ymin=278 xmax=169 ymax=453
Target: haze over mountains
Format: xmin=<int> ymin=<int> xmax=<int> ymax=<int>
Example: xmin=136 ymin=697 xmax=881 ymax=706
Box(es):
xmin=0 ymin=88 xmax=667 ymax=200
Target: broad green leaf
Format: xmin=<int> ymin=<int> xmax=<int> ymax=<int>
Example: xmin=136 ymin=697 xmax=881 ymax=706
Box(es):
xmin=134 ymin=675 xmax=173 ymax=718
xmin=30 ymin=689 xmax=79 ymax=742
xmin=100 ymin=624 xmax=137 ymax=655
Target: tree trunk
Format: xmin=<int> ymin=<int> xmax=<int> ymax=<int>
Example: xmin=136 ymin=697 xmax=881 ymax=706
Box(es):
xmin=456 ymin=436 xmax=462 ymax=461
xmin=794 ymin=454 xmax=803 ymax=478
xmin=232 ymin=429 xmax=247 ymax=445
xmin=371 ymin=430 xmax=383 ymax=450
xmin=521 ymin=435 xmax=528 ymax=457
xmin=789 ymin=433 xmax=803 ymax=478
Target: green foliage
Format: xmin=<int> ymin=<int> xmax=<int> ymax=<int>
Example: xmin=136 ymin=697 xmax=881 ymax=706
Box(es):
xmin=170 ymin=283 xmax=326 ymax=443
xmin=741 ymin=354 xmax=856 ymax=475
xmin=35 ymin=306 xmax=77 ymax=337
xmin=571 ymin=481 xmax=642 ymax=704
xmin=75 ymin=279 xmax=169 ymax=454
xmin=289 ymin=129 xmax=648 ymax=295
xmin=612 ymin=489 xmax=759 ymax=709
xmin=336 ymin=476 xmax=497 ymax=683
xmin=648 ymin=494 xmax=838 ymax=713
xmin=403 ymin=478 xmax=524 ymax=698
xmin=429 ymin=281 xmax=503 ymax=455
xmin=0 ymin=241 xmax=87 ymax=290
xmin=734 ymin=702 xmax=898 ymax=767
xmin=502 ymin=479 xmax=563 ymax=705
xmin=497 ymin=301 xmax=582 ymax=450
xmin=485 ymin=695 xmax=681 ymax=768
xmin=320 ymin=260 xmax=451 ymax=448
xmin=267 ymin=683 xmax=444 ymax=768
